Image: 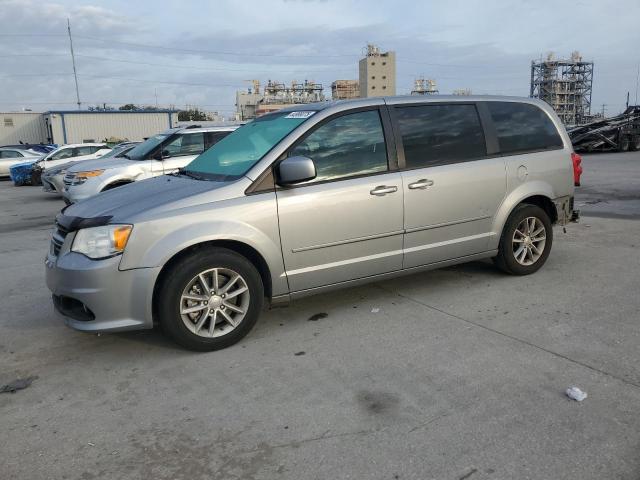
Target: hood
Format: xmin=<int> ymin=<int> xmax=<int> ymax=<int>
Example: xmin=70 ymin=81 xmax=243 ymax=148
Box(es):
xmin=66 ymin=156 xmax=138 ymax=173
xmin=10 ymin=159 xmax=38 ymax=170
xmin=63 ymin=174 xmax=242 ymax=223
xmin=43 ymin=161 xmax=76 ymax=176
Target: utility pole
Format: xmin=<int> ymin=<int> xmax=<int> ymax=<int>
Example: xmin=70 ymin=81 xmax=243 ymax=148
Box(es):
xmin=67 ymin=18 xmax=81 ymax=110
xmin=626 ymin=92 xmax=630 ymax=110
xmin=155 ymin=88 xmax=159 ymax=108
xmin=601 ymin=103 xmax=606 ymax=117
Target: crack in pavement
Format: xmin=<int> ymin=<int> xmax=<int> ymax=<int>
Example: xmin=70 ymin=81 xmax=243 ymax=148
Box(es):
xmin=250 ymin=427 xmax=384 ymax=454
xmin=375 ymin=285 xmax=640 ymax=390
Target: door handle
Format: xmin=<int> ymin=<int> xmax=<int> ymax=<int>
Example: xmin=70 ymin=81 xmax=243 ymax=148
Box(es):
xmin=370 ymin=185 xmax=398 ymax=196
xmin=408 ymin=179 xmax=434 ymax=190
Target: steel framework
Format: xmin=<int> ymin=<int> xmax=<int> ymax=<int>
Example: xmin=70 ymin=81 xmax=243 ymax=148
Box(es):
xmin=411 ymin=77 xmax=438 ymax=95
xmin=530 ymin=52 xmax=594 ymax=126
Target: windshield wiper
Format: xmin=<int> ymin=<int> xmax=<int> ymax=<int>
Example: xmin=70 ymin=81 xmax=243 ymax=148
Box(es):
xmin=176 ymin=168 xmax=205 ymax=180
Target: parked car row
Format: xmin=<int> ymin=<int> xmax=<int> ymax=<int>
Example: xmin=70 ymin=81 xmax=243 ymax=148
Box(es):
xmin=61 ymin=125 xmax=237 ymax=203
xmin=41 ymin=143 xmax=140 ymax=195
xmin=6 ymin=126 xmax=240 ymax=208
xmin=9 ymin=143 xmax=112 ymax=186
xmin=0 ymin=146 xmax=44 ymax=177
xmin=43 ymin=96 xmax=581 ymax=352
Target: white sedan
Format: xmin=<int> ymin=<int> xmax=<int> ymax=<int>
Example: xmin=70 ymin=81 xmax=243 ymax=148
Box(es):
xmin=0 ymin=147 xmax=41 ymax=177
xmin=38 ymin=143 xmax=112 ymax=171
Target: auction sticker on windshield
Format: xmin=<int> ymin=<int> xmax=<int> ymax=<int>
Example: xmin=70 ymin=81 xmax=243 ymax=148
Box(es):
xmin=285 ymin=111 xmax=315 ymax=119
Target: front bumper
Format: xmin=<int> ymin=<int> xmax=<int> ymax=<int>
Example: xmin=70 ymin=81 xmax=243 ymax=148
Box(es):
xmin=63 ymin=181 xmax=101 ymax=203
xmin=42 ymin=175 xmax=64 ymax=194
xmin=45 ymin=250 xmax=161 ymax=332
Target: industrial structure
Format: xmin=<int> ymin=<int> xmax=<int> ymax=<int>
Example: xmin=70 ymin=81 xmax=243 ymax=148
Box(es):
xmin=331 ymin=80 xmax=360 ymax=100
xmin=530 ymin=51 xmax=594 ymax=125
xmin=0 ymin=110 xmax=178 ymax=145
xmin=235 ymin=80 xmax=325 ymax=120
xmin=452 ymin=88 xmax=472 ymax=96
xmin=359 ymin=44 xmax=396 ymax=98
xmin=411 ymin=77 xmax=438 ymax=95
xmin=235 ymin=44 xmax=397 ymax=118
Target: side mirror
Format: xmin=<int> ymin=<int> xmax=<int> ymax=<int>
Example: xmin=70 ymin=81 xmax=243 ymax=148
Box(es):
xmin=276 ymin=156 xmax=316 ymax=186
xmin=152 ymin=150 xmax=163 ymax=161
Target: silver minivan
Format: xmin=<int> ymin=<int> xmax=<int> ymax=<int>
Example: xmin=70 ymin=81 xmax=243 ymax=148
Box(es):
xmin=45 ymin=96 xmax=581 ymax=351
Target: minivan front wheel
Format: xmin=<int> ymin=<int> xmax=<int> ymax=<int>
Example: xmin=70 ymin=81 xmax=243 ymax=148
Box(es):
xmin=494 ymin=204 xmax=553 ymax=275
xmin=157 ymin=248 xmax=264 ymax=351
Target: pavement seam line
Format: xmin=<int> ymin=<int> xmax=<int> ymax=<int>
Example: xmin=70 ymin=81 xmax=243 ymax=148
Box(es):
xmin=376 ymin=285 xmax=640 ymax=390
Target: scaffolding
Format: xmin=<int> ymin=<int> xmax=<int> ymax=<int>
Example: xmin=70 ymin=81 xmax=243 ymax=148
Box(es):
xmin=331 ymin=80 xmax=360 ymax=100
xmin=411 ymin=77 xmax=438 ymax=95
xmin=261 ymin=79 xmax=325 ymax=105
xmin=530 ymin=51 xmax=594 ymax=126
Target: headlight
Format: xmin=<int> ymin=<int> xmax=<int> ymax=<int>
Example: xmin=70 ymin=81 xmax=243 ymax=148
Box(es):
xmin=76 ymin=169 xmax=104 ymax=180
xmin=71 ymin=169 xmax=104 ymax=185
xmin=71 ymin=224 xmax=133 ymax=259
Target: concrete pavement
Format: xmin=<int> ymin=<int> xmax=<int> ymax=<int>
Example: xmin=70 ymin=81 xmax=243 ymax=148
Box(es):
xmin=1 ymin=152 xmax=639 ymax=479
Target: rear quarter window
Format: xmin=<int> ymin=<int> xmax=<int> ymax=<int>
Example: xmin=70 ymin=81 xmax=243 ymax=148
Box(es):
xmin=488 ymin=102 xmax=564 ymax=154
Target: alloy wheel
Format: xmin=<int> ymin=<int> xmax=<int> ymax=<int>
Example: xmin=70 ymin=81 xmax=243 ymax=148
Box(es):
xmin=179 ymin=267 xmax=250 ymax=338
xmin=512 ymin=216 xmax=547 ymax=266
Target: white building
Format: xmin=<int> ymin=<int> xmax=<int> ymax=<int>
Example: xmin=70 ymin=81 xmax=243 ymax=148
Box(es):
xmin=0 ymin=112 xmax=48 ymax=145
xmin=0 ymin=110 xmax=179 ymax=146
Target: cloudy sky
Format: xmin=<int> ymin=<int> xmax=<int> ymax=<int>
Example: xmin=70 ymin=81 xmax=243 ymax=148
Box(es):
xmin=0 ymin=0 xmax=638 ymax=117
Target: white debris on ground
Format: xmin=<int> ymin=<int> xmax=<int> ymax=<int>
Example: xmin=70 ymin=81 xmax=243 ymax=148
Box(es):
xmin=371 ymin=308 xmax=380 ymax=313
xmin=566 ymin=386 xmax=588 ymax=402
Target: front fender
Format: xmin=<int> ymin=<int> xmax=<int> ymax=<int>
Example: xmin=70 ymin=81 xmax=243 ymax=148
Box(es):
xmin=490 ymin=180 xmax=556 ymax=249
xmin=99 ymin=169 xmax=148 ymax=190
xmin=120 ymin=217 xmax=288 ymax=297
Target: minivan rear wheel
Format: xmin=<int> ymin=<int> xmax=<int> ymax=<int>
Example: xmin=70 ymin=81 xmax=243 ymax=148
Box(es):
xmin=157 ymin=248 xmax=264 ymax=351
xmin=494 ymin=204 xmax=553 ymax=275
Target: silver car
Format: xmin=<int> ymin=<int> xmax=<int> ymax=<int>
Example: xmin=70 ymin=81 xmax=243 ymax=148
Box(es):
xmin=45 ymin=96 xmax=581 ymax=351
xmin=0 ymin=147 xmax=41 ymax=177
xmin=42 ymin=144 xmax=139 ymax=195
xmin=62 ymin=126 xmax=239 ymax=203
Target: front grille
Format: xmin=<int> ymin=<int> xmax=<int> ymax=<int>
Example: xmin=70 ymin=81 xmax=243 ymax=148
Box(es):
xmin=50 ymin=222 xmax=69 ymax=257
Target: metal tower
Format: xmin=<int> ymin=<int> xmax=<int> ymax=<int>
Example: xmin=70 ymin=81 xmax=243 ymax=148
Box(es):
xmin=530 ymin=51 xmax=594 ymax=125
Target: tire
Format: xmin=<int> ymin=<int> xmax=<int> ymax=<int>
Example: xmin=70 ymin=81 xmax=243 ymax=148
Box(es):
xmin=157 ymin=248 xmax=264 ymax=351
xmin=30 ymin=170 xmax=42 ymax=186
xmin=494 ymin=204 xmax=553 ymax=275
xmin=630 ymin=136 xmax=640 ymax=152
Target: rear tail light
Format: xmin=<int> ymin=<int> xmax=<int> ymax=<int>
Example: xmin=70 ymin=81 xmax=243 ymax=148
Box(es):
xmin=571 ymin=152 xmax=583 ymax=187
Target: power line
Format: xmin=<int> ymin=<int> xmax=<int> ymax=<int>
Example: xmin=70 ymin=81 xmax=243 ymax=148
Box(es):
xmin=74 ymin=34 xmax=359 ymax=59
xmin=0 ymin=33 xmax=66 ymax=37
xmin=1 ymin=32 xmax=539 ymax=71
xmin=0 ymin=54 xmax=68 ymax=58
xmin=73 ymin=54 xmax=348 ymax=74
xmin=76 ymin=74 xmax=238 ymax=88
xmin=0 ymin=73 xmax=74 ymax=77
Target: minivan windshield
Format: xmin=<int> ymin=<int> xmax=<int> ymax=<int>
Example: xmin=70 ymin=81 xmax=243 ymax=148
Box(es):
xmin=184 ymin=111 xmax=313 ymax=180
xmin=124 ymin=133 xmax=171 ymax=160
